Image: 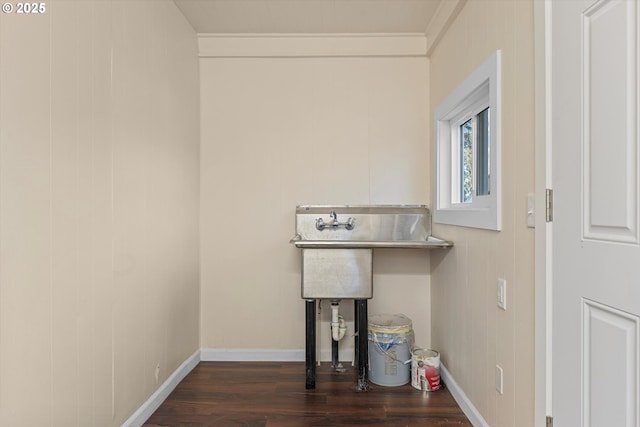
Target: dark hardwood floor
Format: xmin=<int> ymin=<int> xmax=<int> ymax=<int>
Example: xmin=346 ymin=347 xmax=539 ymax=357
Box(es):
xmin=144 ymin=361 xmax=472 ymax=427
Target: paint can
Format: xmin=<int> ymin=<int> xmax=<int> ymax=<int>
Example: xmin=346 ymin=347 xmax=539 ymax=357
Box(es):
xmin=367 ymin=314 xmax=414 ymax=386
xmin=411 ymin=348 xmax=441 ymax=391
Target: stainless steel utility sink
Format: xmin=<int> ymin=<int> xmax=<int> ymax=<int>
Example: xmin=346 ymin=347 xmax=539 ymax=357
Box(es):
xmin=290 ymin=205 xmax=452 ymax=299
xmin=291 ymin=205 xmax=452 ymax=391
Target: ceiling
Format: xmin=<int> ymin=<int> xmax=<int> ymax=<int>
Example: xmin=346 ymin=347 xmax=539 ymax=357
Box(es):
xmin=173 ymin=0 xmax=443 ymax=34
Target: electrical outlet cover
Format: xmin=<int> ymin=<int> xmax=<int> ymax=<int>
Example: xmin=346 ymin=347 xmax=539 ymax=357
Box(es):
xmin=495 ymin=365 xmax=504 ymax=394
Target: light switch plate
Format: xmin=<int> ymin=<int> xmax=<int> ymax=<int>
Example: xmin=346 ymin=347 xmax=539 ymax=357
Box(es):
xmin=497 ymin=278 xmax=507 ymax=310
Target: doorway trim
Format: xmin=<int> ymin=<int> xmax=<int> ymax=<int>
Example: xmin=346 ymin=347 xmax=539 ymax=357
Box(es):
xmin=534 ymin=0 xmax=552 ymax=425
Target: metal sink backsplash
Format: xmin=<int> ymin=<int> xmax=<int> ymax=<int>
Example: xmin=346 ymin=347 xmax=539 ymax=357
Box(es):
xmin=294 ymin=205 xmax=432 ymax=242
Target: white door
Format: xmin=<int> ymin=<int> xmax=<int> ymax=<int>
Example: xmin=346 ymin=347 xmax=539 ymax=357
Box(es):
xmin=552 ymin=0 xmax=640 ymax=425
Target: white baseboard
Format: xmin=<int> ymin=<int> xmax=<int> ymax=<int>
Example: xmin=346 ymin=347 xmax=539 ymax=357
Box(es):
xmin=199 ymin=348 xmax=356 ymax=363
xmin=200 ymin=348 xmax=305 ymax=362
xmin=440 ymin=363 xmax=489 ymax=427
xmin=121 ymin=349 xmax=201 ymax=427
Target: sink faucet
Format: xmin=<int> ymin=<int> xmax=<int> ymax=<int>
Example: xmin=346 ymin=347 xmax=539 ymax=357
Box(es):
xmin=315 ymin=210 xmax=355 ymax=231
xmin=330 ymin=210 xmax=338 ymax=226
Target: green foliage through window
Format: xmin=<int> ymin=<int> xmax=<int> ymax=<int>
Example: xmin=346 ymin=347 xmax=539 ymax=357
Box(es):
xmin=460 ymin=119 xmax=473 ymax=203
xmin=458 ymin=108 xmax=490 ymax=204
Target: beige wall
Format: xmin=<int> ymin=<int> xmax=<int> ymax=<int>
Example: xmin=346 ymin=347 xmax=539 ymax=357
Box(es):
xmin=0 ymin=1 xmax=200 ymax=425
xmin=429 ymin=1 xmax=535 ymax=426
xmin=200 ymin=52 xmax=433 ymax=358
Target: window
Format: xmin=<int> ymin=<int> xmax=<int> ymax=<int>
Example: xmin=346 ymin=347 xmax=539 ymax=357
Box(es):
xmin=434 ymin=50 xmax=501 ymax=230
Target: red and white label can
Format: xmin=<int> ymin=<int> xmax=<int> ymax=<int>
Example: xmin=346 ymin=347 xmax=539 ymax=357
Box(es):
xmin=411 ymin=349 xmax=441 ymax=391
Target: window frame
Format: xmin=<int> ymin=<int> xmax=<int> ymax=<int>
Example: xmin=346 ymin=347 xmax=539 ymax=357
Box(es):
xmin=433 ymin=50 xmax=502 ymax=231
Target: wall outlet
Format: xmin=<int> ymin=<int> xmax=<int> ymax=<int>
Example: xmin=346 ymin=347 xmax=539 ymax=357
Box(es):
xmin=155 ymin=363 xmax=160 ymax=383
xmin=497 ymin=278 xmax=507 ymax=311
xmin=495 ymin=365 xmax=504 ymax=394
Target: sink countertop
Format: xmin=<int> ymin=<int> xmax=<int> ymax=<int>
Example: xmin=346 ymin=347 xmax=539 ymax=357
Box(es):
xmin=289 ymin=235 xmax=452 ymax=249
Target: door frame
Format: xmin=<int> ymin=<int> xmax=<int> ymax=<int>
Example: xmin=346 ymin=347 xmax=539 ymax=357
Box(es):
xmin=534 ymin=0 xmax=552 ymax=426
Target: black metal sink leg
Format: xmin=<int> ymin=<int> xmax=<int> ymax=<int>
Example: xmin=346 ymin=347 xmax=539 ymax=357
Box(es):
xmin=305 ymin=299 xmax=316 ymax=390
xmin=356 ymin=299 xmax=369 ymax=391
xmin=354 ymin=300 xmax=359 ymax=370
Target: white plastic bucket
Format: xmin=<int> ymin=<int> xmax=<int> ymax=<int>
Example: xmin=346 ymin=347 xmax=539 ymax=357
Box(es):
xmin=411 ymin=348 xmax=441 ymax=391
xmin=367 ymin=314 xmax=414 ymax=387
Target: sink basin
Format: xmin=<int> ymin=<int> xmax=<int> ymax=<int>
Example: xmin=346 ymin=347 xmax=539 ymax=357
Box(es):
xmin=291 ymin=205 xmax=452 ymax=299
xmin=301 ymin=248 xmax=372 ymax=299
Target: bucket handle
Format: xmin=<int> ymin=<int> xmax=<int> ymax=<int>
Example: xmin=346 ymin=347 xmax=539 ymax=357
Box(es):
xmin=375 ymin=342 xmax=412 ymax=365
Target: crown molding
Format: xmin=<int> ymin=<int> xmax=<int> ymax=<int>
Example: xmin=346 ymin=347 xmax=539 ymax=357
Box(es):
xmin=425 ymin=0 xmax=467 ymax=56
xmin=198 ymin=33 xmax=427 ymax=58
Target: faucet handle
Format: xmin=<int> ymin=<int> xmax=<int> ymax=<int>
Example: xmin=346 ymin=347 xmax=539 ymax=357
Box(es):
xmin=345 ymin=217 xmax=355 ymax=230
